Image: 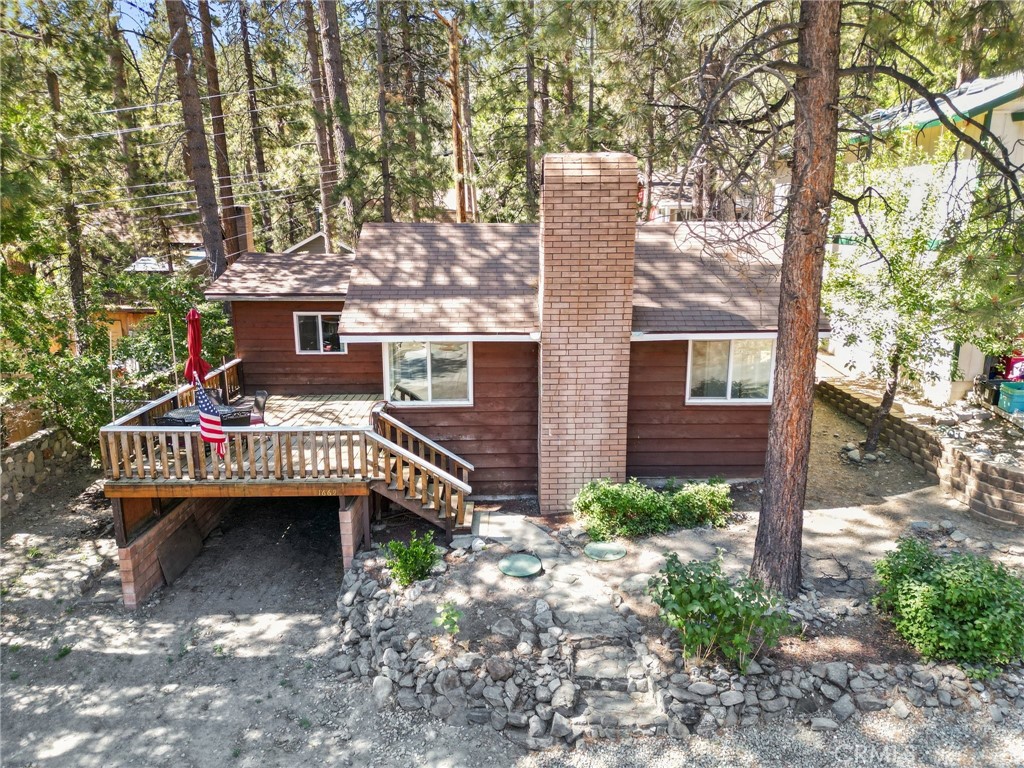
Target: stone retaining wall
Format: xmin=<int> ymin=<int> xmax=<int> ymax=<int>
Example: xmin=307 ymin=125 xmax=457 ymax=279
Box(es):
xmin=1 ymin=428 xmax=88 ymax=508
xmin=817 ymin=380 xmax=1024 ymax=528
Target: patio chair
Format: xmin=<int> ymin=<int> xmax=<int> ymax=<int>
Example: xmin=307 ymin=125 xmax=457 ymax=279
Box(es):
xmin=250 ymin=390 xmax=270 ymax=426
xmin=204 ymin=388 xmax=224 ymax=405
xmin=221 ymin=410 xmax=252 ymax=428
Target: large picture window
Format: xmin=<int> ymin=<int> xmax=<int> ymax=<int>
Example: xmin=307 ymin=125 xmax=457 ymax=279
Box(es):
xmin=687 ymin=339 xmax=774 ymax=403
xmin=294 ymin=313 xmax=347 ymax=354
xmin=386 ymin=342 xmax=472 ymax=404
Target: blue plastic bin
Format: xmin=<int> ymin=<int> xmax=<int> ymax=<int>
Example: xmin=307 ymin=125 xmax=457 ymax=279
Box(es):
xmin=998 ymin=381 xmax=1024 ymax=414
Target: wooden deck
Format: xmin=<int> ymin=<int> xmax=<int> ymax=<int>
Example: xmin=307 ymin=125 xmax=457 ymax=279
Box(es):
xmin=101 ymin=383 xmax=386 ymax=497
xmin=263 ymin=394 xmax=381 ymax=428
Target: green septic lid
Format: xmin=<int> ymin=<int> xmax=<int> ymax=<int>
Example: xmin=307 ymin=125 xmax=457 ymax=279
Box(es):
xmin=498 ymin=554 xmax=543 ymax=578
xmin=584 ymin=542 xmax=627 ymax=561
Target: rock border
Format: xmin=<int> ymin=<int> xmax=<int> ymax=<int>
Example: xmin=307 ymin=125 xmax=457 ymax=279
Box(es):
xmin=332 ymin=539 xmax=1023 ymax=750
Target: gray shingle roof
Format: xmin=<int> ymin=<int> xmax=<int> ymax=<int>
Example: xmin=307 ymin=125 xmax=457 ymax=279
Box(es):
xmin=632 ymin=223 xmax=787 ymax=334
xmin=205 ymin=252 xmax=353 ymax=300
xmin=208 ymin=221 xmax=823 ymax=335
xmin=337 ymin=223 xmax=539 ymax=335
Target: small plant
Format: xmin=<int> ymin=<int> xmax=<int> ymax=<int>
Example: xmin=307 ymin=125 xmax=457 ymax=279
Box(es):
xmin=54 ymin=645 xmax=72 ymax=660
xmin=9 ymin=671 xmax=20 ymax=681
xmin=213 ymin=645 xmax=225 ymax=657
xmin=232 ymin=747 xmax=242 ymax=759
xmin=573 ymin=478 xmax=732 ymax=541
xmin=26 ymin=546 xmax=42 ymax=560
xmin=874 ymin=538 xmax=1024 ymax=667
xmin=384 ymin=530 xmax=438 ymax=587
xmin=298 ymin=717 xmax=312 ymax=730
xmin=648 ymin=552 xmax=790 ymax=668
xmin=434 ymin=601 xmax=463 ymax=636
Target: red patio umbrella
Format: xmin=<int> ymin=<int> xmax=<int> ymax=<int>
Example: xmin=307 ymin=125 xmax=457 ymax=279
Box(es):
xmin=183 ymin=308 xmax=212 ymax=385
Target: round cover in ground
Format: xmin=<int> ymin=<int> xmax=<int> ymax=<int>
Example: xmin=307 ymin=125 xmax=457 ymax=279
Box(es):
xmin=584 ymin=541 xmax=627 ymax=561
xmin=498 ymin=554 xmax=543 ymax=578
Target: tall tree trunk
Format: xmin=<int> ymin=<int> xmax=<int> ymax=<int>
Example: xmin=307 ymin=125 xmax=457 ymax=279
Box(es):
xmin=166 ymin=0 xmax=227 ymax=278
xmin=562 ymin=48 xmax=575 ymax=116
xmin=585 ymin=10 xmax=595 ymax=151
xmin=375 ymin=0 xmax=394 ymax=222
xmin=436 ymin=10 xmax=466 ymax=223
xmin=41 ymin=26 xmax=87 ymax=349
xmin=239 ymin=0 xmax=273 ymax=250
xmin=524 ymin=1 xmax=538 ymax=218
xmin=865 ymin=346 xmax=902 ymax=453
xmin=642 ymin=64 xmax=656 ymax=221
xmin=957 ymin=0 xmax=986 ymax=86
xmin=462 ymin=49 xmax=478 ymax=222
xmin=107 ymin=4 xmax=140 ymax=189
xmin=540 ymin=64 xmax=549 ymax=140
xmin=399 ymin=1 xmax=419 ymax=220
xmin=302 ymin=0 xmax=337 ymax=249
xmin=197 ymin=0 xmax=241 ymax=262
xmin=749 ymin=0 xmax=841 ymax=598
xmin=319 ymin=0 xmax=358 ymax=233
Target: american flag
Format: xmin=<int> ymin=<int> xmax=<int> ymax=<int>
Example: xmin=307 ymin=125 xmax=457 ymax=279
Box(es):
xmin=193 ymin=375 xmax=226 ymax=457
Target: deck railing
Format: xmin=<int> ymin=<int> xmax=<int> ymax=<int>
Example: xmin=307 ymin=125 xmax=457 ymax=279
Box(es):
xmin=363 ymin=431 xmax=472 ymax=537
xmin=110 ymin=358 xmax=244 ymax=428
xmin=100 ymin=424 xmax=372 ymax=482
xmin=372 ymin=406 xmax=474 ymax=486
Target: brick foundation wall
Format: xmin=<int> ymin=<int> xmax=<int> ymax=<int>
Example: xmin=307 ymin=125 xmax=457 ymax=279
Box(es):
xmin=537 ymin=153 xmax=638 ymax=515
xmin=118 ymin=497 xmax=232 ymax=608
xmin=339 ymin=495 xmax=370 ymax=569
xmin=817 ymin=380 xmax=1024 ymax=528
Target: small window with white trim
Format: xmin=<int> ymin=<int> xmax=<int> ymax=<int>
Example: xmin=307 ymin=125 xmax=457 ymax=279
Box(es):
xmin=386 ymin=341 xmax=472 ymax=404
xmin=294 ymin=313 xmax=347 ymax=354
xmin=687 ymin=339 xmax=774 ymax=403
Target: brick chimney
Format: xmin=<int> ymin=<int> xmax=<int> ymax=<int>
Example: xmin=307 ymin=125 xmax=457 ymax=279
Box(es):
xmin=538 ymin=153 xmax=638 ymax=515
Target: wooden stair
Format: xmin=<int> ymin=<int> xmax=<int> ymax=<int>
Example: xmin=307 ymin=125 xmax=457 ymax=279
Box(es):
xmin=364 ymin=406 xmax=476 ymax=543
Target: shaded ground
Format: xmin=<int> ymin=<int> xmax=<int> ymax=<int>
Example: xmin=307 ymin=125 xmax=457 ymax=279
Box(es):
xmin=2 ymin=401 xmax=1023 ymax=767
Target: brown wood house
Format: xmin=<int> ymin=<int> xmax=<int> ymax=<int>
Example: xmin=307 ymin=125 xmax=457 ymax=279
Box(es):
xmin=100 ymin=152 xmax=816 ymax=608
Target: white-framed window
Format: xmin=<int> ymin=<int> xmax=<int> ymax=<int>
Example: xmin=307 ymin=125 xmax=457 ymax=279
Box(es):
xmin=686 ymin=338 xmax=775 ymax=404
xmin=383 ymin=341 xmax=473 ymax=405
xmin=293 ymin=312 xmax=347 ymax=355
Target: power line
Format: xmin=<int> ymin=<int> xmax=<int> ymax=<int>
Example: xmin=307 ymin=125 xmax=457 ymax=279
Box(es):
xmin=95 ymin=78 xmax=322 ymax=116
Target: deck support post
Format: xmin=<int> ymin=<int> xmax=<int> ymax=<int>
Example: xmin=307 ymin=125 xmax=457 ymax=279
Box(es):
xmin=111 ymin=498 xmax=128 ymax=547
xmin=339 ymin=495 xmax=371 ymax=570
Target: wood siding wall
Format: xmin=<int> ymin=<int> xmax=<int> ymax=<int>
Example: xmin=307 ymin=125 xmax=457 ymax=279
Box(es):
xmin=389 ymin=342 xmax=538 ymax=496
xmin=627 ymin=341 xmax=770 ymax=480
xmin=231 ymin=301 xmax=384 ymax=394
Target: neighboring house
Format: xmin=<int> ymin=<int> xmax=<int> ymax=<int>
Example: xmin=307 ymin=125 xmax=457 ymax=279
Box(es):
xmin=100 ymin=152 xmax=822 ymax=608
xmin=807 ymin=70 xmax=1024 ymax=404
xmin=283 ymin=230 xmax=353 ymax=256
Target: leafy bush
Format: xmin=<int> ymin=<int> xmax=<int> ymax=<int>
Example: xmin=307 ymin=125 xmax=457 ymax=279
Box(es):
xmin=573 ymin=478 xmax=731 ymax=540
xmin=874 ymin=538 xmax=1024 ymax=666
xmin=667 ymin=479 xmax=732 ymax=529
xmin=647 ymin=552 xmax=790 ymax=667
xmin=384 ymin=530 xmax=438 ymax=587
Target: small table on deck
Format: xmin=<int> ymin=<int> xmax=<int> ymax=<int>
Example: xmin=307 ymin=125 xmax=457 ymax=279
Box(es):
xmin=154 ymin=404 xmax=252 ymax=426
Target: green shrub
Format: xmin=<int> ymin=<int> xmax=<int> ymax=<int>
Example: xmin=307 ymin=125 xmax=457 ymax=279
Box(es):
xmin=647 ymin=552 xmax=790 ymax=668
xmin=572 ymin=478 xmax=732 ymax=541
xmin=384 ymin=531 xmax=438 ymax=587
xmin=874 ymin=538 xmax=1024 ymax=666
xmin=667 ymin=479 xmax=732 ymax=528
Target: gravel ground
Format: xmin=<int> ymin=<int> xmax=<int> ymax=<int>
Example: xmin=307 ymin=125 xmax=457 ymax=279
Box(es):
xmin=522 ymin=710 xmax=1024 ymax=767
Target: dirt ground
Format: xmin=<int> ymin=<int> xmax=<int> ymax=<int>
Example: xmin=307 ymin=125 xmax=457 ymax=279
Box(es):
xmin=2 ymin=401 xmax=1023 ymax=767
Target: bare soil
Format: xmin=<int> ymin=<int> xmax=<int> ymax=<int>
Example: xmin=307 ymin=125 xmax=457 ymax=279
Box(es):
xmin=2 ymin=401 xmax=1023 ymax=767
